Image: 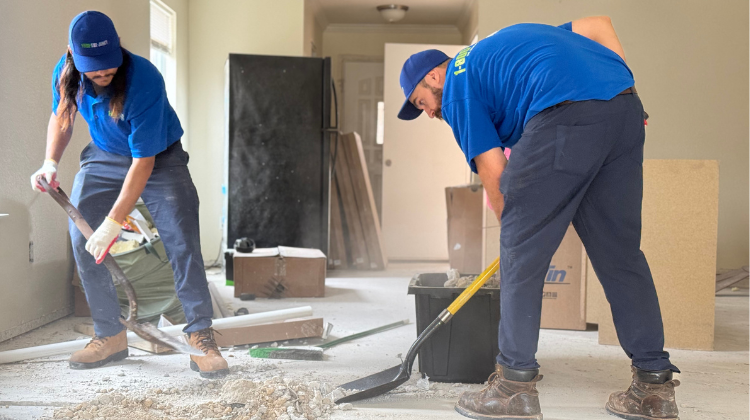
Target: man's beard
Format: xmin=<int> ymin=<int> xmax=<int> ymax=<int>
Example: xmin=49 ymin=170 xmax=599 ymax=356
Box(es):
xmin=429 ymin=86 xmax=443 ymax=120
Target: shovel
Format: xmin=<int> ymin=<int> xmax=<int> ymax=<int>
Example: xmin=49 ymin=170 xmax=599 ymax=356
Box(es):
xmin=39 ymin=177 xmax=202 ymax=356
xmin=334 ymin=257 xmax=500 ymax=404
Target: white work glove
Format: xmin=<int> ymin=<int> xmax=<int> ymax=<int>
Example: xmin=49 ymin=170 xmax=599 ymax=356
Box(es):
xmin=86 ymin=217 xmax=122 ymax=264
xmin=30 ymin=159 xmax=59 ymax=192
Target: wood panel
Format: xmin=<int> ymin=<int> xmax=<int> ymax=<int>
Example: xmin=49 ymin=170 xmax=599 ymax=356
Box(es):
xmin=340 ymin=132 xmax=388 ymax=269
xmin=328 ymin=182 xmax=348 ymax=269
xmin=590 ymin=160 xmax=719 ymax=351
xmin=332 ymin=138 xmax=370 ymax=269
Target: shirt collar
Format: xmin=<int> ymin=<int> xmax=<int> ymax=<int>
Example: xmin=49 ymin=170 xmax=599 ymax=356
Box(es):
xmin=81 ymin=74 xmax=111 ymax=100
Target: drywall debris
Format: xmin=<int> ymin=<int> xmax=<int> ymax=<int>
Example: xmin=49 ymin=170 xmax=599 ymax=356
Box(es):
xmin=416 ymin=375 xmax=431 ymax=391
xmin=46 ymin=375 xmax=341 ymax=420
xmin=444 ymin=270 xmax=500 ymax=288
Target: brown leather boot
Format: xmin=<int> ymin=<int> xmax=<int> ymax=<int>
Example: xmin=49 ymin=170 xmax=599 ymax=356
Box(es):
xmin=606 ymin=367 xmax=680 ymax=420
xmin=455 ymin=364 xmax=543 ymax=420
xmin=187 ymin=328 xmax=229 ymax=378
xmin=69 ymin=330 xmax=128 ymax=370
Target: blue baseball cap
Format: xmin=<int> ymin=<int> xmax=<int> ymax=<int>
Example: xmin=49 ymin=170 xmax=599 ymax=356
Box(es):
xmin=68 ymin=11 xmax=122 ymax=73
xmin=397 ymin=49 xmax=450 ymax=120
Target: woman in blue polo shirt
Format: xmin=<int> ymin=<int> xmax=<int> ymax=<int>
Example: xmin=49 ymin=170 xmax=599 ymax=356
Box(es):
xmin=30 ymin=11 xmax=227 ymax=378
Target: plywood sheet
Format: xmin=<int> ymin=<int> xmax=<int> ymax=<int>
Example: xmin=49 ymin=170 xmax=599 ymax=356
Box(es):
xmin=592 ymin=160 xmax=719 ymax=351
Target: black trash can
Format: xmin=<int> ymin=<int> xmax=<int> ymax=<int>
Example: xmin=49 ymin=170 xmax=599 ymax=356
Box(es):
xmin=408 ymin=273 xmax=500 ymax=383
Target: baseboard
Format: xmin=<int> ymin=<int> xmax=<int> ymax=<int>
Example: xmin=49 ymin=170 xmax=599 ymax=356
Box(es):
xmin=0 ymin=306 xmax=73 ymax=343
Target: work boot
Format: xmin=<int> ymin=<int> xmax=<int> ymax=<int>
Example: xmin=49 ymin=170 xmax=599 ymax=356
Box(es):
xmin=606 ymin=367 xmax=680 ymax=420
xmin=455 ymin=364 xmax=543 ymax=420
xmin=69 ymin=330 xmax=128 ymax=369
xmin=187 ymin=328 xmax=229 ymax=378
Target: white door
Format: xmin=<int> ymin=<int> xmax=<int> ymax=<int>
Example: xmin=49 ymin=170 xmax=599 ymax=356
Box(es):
xmin=342 ymin=61 xmax=384 ymax=220
xmin=382 ymin=43 xmax=470 ymax=261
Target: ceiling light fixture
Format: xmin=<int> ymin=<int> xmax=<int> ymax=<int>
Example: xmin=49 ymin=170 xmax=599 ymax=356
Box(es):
xmin=377 ymin=4 xmax=409 ymax=23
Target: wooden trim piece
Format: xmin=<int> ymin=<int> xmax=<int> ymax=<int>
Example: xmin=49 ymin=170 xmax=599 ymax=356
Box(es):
xmin=214 ymin=318 xmax=325 ymax=347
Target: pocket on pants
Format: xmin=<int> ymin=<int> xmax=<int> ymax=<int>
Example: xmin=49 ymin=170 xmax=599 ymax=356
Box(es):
xmin=79 ymin=142 xmax=95 ymax=165
xmin=154 ymin=141 xmax=189 ymax=168
xmin=554 ymin=123 xmax=607 ymax=176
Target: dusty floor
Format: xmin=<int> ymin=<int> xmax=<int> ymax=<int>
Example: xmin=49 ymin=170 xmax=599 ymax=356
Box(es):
xmin=0 ymin=262 xmax=747 ymax=420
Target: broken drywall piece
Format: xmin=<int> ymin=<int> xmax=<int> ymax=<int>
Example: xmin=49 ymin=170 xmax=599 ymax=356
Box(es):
xmin=0 ymin=306 xmax=313 ymax=364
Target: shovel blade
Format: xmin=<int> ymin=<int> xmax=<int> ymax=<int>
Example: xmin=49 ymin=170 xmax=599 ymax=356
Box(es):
xmin=123 ymin=320 xmax=203 ymax=356
xmin=334 ymin=364 xmax=411 ymax=404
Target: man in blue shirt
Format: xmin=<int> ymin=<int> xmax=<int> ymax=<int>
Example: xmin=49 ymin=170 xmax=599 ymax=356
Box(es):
xmin=30 ymin=11 xmax=227 ymax=378
xmin=398 ymin=17 xmax=679 ymax=420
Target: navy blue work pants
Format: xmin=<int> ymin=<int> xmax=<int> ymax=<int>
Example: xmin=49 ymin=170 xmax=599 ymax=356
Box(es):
xmin=69 ymin=141 xmax=213 ymax=337
xmin=496 ymin=93 xmax=678 ymax=373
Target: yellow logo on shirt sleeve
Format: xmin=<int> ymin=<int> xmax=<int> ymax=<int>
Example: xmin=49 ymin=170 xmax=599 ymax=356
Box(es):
xmin=453 ymin=45 xmax=473 ymax=76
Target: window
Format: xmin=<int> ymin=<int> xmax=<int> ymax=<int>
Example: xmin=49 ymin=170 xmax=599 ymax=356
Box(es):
xmin=376 ymin=101 xmax=385 ymax=145
xmin=150 ymin=0 xmax=176 ymax=107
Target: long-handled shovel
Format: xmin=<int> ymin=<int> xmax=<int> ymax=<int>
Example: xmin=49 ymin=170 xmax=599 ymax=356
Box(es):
xmin=39 ymin=177 xmax=202 ymax=356
xmin=334 ymin=257 xmax=500 ymax=404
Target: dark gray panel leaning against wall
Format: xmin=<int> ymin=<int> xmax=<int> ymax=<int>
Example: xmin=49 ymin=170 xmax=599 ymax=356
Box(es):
xmin=226 ymin=54 xmax=331 ymax=254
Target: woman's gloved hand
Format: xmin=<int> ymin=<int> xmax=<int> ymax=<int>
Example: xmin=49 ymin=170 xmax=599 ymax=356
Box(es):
xmin=86 ymin=217 xmax=122 ymax=264
xmin=30 ymin=159 xmax=59 ymax=192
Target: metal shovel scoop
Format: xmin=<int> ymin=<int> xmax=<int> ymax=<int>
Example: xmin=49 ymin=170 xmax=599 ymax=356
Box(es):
xmin=334 ymin=257 xmax=500 ymax=404
xmin=39 ymin=177 xmax=202 ymax=356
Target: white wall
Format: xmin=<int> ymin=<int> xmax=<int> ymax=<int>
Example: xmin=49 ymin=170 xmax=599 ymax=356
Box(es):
xmin=322 ymin=25 xmax=463 ymax=261
xmin=159 ymin=0 xmax=190 ymax=149
xmin=458 ymin=0 xmax=478 ymax=45
xmin=188 ymin=0 xmax=305 ymax=259
xmin=477 ymin=0 xmax=749 ymax=270
xmin=0 ymin=1 xmax=150 ymax=341
xmin=304 ymin=0 xmax=325 ymax=57
xmin=323 ymin=24 xmax=463 ymax=107
xmin=383 ymin=43 xmax=471 ymax=260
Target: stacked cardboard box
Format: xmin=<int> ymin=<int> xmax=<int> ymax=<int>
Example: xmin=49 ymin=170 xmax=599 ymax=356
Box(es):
xmin=234 ymin=246 xmax=327 ymax=298
xmin=446 ymin=185 xmax=588 ymax=331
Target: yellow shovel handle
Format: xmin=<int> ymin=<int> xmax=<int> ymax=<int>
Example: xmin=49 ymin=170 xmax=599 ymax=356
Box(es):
xmin=446 ymin=257 xmax=500 ymax=315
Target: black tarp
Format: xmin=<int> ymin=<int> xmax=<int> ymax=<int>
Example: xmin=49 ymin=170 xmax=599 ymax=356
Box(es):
xmin=226 ymin=54 xmax=331 ymax=254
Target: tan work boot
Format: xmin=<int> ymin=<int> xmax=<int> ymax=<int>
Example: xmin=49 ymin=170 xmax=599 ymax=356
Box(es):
xmin=606 ymin=367 xmax=680 ymax=420
xmin=187 ymin=328 xmax=229 ymax=378
xmin=455 ymin=364 xmax=543 ymax=420
xmin=69 ymin=330 xmax=128 ymax=370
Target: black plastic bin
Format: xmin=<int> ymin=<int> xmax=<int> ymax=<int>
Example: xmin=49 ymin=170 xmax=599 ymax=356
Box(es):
xmin=408 ymin=273 xmax=500 ymax=383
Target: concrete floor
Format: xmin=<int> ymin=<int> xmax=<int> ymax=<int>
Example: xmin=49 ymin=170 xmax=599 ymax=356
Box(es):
xmin=0 ymin=262 xmax=747 ymax=420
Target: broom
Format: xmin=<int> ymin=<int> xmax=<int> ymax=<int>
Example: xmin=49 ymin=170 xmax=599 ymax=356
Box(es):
xmin=249 ymin=319 xmax=409 ymax=361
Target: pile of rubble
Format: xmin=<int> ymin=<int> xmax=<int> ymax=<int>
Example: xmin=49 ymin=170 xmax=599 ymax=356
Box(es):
xmin=443 ymin=269 xmax=500 ymax=288
xmin=47 ymin=376 xmax=350 ymax=420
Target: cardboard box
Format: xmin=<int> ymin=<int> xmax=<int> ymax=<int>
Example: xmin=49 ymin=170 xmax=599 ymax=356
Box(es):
xmin=539 ymin=225 xmax=587 ymax=330
xmin=483 ymin=222 xmax=588 ymax=331
xmin=445 ymin=185 xmax=484 ymax=274
xmin=587 ymin=160 xmax=718 ymax=350
xmin=233 ymin=246 xmax=327 ymax=298
xmin=446 ymin=183 xmax=588 ymax=330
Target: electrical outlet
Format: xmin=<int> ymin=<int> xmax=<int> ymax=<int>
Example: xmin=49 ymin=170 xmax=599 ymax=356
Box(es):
xmin=29 ymin=241 xmax=34 ymax=263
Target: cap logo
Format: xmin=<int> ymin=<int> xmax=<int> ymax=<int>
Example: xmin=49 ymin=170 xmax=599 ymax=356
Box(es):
xmin=80 ymin=39 xmax=109 ymax=49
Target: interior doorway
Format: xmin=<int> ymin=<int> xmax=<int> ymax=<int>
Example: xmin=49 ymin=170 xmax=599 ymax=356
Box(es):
xmin=341 ymin=59 xmax=384 ymax=221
